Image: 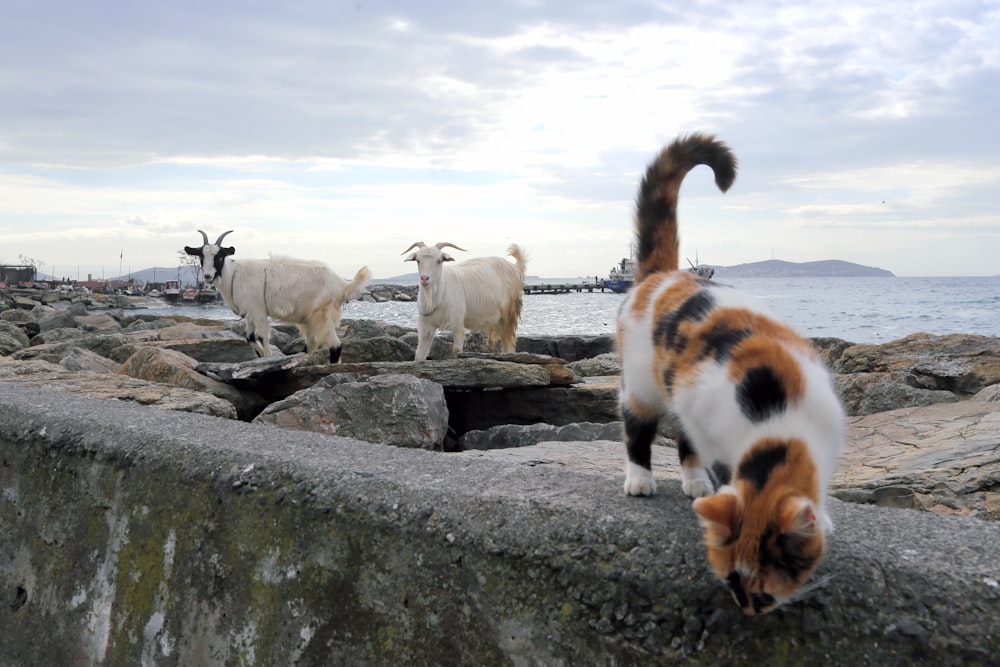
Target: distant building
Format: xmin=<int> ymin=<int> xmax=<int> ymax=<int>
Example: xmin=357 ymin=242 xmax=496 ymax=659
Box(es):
xmin=0 ymin=265 xmax=37 ymax=286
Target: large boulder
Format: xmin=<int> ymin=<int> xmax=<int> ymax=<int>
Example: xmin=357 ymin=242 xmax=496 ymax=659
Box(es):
xmin=833 ymin=333 xmax=1000 ymax=396
xmin=118 ymin=347 xmax=264 ymax=420
xmin=459 ymin=421 xmax=623 ymax=450
xmin=517 ymin=335 xmax=616 ymax=362
xmin=75 ymin=313 xmax=121 ymax=332
xmin=36 ymin=302 xmax=89 ymax=331
xmin=112 ymin=337 xmax=256 ymax=364
xmin=834 ymin=372 xmax=958 ymax=416
xmin=254 ymin=373 xmax=449 ymax=449
xmin=0 ymin=357 xmax=237 ymax=418
xmin=58 ymin=347 xmax=121 ymax=374
xmin=0 ymin=322 xmax=30 ymax=356
xmin=342 ymin=336 xmax=415 ymax=363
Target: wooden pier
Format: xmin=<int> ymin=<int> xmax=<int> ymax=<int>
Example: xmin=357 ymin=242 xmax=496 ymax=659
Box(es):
xmin=522 ymin=282 xmax=611 ymax=295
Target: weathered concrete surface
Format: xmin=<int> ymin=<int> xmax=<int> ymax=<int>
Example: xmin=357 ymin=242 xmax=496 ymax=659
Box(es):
xmin=1 ymin=383 xmax=999 ymax=666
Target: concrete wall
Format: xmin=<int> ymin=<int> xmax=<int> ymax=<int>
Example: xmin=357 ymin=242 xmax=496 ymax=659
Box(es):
xmin=0 ymin=382 xmax=998 ymax=666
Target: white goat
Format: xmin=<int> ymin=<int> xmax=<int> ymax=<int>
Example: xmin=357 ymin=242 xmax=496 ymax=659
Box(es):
xmin=185 ymin=230 xmax=372 ymax=363
xmin=402 ymin=241 xmax=527 ymax=361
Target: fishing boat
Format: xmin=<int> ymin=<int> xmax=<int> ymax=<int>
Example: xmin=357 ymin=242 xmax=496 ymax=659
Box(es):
xmin=182 ymin=288 xmax=198 ymax=302
xmin=686 ymin=253 xmax=715 ymax=279
xmin=196 ymin=286 xmax=220 ymax=303
xmin=162 ymin=279 xmax=182 ymax=302
xmin=603 ymin=256 xmax=636 ymax=293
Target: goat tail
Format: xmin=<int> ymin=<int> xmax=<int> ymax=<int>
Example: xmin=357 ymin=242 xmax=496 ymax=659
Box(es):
xmin=634 ymin=133 xmax=736 ymax=281
xmin=506 ymin=244 xmax=528 ymax=277
xmin=344 ymin=265 xmax=373 ymax=300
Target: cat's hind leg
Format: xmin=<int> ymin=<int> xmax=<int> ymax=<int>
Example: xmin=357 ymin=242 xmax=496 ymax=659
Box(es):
xmin=622 ymin=402 xmax=659 ymax=496
xmin=678 ymin=432 xmax=715 ymax=498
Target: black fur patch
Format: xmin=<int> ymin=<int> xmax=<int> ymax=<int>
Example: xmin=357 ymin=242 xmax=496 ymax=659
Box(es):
xmin=700 ymin=322 xmax=751 ymax=362
xmin=710 ymin=461 xmax=732 ymax=486
xmin=654 ymin=291 xmax=715 ymax=349
xmin=736 ymin=366 xmax=787 ymax=423
xmin=726 ymin=572 xmax=749 ymax=609
xmin=676 ymin=432 xmax=696 ymax=465
xmin=661 ymin=365 xmax=676 ymax=392
xmin=751 ymin=592 xmax=776 ymax=614
xmin=774 ymin=534 xmax=818 ymax=581
xmin=737 ymin=443 xmax=787 ymax=491
xmin=622 ymin=408 xmax=658 ymax=470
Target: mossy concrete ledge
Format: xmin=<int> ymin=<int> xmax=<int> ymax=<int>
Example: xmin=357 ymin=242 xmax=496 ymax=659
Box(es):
xmin=0 ymin=384 xmax=998 ymax=666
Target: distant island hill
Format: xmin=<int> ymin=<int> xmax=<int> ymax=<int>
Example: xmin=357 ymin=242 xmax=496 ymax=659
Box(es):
xmin=35 ymin=259 xmax=893 ymax=285
xmin=709 ymin=259 xmax=895 ymax=279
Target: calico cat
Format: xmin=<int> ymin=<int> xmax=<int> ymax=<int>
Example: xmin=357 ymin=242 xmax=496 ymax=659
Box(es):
xmin=617 ymin=133 xmax=844 ymax=615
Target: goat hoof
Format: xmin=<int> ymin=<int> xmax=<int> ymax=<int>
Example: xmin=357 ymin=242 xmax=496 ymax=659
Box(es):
xmin=329 ymin=346 xmax=342 ymax=364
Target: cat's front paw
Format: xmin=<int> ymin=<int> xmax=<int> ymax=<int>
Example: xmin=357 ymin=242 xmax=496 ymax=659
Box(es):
xmin=624 ymin=462 xmax=656 ymax=496
xmin=682 ymin=468 xmax=715 ymax=498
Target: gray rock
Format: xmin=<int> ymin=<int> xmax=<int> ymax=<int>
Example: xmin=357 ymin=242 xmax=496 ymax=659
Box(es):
xmin=833 ymin=333 xmax=1000 ymax=396
xmin=28 ymin=327 xmax=89 ymax=346
xmin=342 ymin=335 xmax=415 ymax=363
xmin=113 ymin=337 xmax=257 ymax=364
xmin=75 ymin=313 xmax=121 ymax=332
xmin=254 ymin=373 xmax=449 ymax=449
xmin=517 ymin=334 xmax=615 ymax=362
xmin=281 ymin=357 xmax=577 ymax=395
xmin=972 ymin=384 xmax=1000 ymax=402
xmin=118 ymin=346 xmax=264 ymax=420
xmin=568 ymin=352 xmax=621 ymax=377
xmin=36 ymin=302 xmax=89 ymax=331
xmin=58 ymin=347 xmax=121 ymax=374
xmin=0 ymin=357 xmax=238 ymax=418
xmin=834 ymin=372 xmax=958 ymax=416
xmin=460 ymin=421 xmax=623 ymax=450
xmin=0 ymin=322 xmax=30 ymax=356
xmin=344 ymin=318 xmax=410 ymax=340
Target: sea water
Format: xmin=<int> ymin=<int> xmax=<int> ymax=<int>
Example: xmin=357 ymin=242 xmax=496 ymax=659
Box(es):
xmin=143 ymin=276 xmax=999 ymax=345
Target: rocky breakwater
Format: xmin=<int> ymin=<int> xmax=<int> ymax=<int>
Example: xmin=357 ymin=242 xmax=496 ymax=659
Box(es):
xmin=1 ymin=298 xmax=999 ymax=520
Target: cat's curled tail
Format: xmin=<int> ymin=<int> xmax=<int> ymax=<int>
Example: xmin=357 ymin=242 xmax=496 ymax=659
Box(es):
xmin=634 ymin=133 xmax=737 ymax=283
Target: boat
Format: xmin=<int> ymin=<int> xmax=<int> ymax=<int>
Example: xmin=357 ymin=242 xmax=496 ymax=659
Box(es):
xmin=603 ymin=250 xmax=712 ymax=293
xmin=196 ymin=286 xmax=220 ymax=303
xmin=687 ymin=261 xmax=715 ymax=280
xmin=162 ymin=279 xmax=182 ymax=302
xmin=603 ymin=256 xmax=636 ymax=293
xmin=182 ymin=288 xmax=198 ymax=302
xmin=686 ymin=253 xmax=715 ymax=279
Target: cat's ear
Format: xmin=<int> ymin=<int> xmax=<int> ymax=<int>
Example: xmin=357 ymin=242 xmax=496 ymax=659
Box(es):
xmin=778 ymin=496 xmax=819 ymax=538
xmin=693 ymin=492 xmax=740 ymax=545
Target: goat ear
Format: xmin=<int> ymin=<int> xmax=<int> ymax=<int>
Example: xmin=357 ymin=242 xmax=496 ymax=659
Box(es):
xmin=441 ymin=253 xmax=455 ymax=263
xmin=183 ymin=246 xmax=202 ymax=256
xmin=223 ymin=246 xmax=235 ymax=256
xmin=404 ymin=253 xmax=416 ymax=262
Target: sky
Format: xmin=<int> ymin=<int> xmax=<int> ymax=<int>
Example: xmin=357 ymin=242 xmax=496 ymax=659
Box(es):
xmin=1 ymin=0 xmax=998 ymax=281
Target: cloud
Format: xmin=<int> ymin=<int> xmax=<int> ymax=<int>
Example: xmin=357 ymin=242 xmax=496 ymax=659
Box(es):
xmin=0 ymin=0 xmax=998 ymax=279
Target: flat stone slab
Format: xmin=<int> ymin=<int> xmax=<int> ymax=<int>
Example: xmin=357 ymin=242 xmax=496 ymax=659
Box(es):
xmin=837 ymin=400 xmax=1000 ymax=518
xmin=461 ymin=400 xmax=1000 ymax=521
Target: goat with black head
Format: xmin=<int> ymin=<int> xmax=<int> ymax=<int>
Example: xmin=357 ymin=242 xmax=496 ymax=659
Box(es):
xmin=186 ymin=230 xmax=372 ymax=362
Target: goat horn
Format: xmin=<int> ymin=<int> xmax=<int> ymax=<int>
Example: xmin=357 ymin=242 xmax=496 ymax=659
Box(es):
xmin=401 ymin=241 xmax=426 ymax=255
xmin=215 ymin=230 xmax=234 ymax=246
xmin=435 ymin=242 xmax=467 ymax=252
xmin=197 ymin=230 xmax=210 ymax=246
